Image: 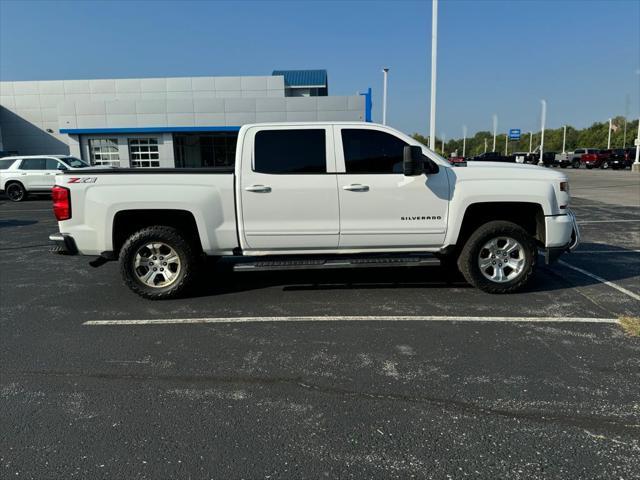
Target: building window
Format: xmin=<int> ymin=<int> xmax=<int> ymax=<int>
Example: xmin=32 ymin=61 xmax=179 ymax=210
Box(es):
xmin=174 ymin=133 xmax=237 ymax=169
xmin=89 ymin=138 xmax=120 ymax=167
xmin=129 ymin=138 xmax=160 ymax=168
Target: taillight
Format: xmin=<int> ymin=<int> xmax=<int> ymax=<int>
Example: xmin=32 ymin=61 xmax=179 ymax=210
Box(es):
xmin=52 ymin=186 xmax=71 ymax=221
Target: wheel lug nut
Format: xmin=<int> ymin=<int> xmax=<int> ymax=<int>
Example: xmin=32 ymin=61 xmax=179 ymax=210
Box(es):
xmin=153 ymin=256 xmax=157 ymax=260
xmin=153 ymin=267 xmax=157 ymax=271
xmin=160 ymin=268 xmax=164 ymax=271
xmin=163 ymin=262 xmax=167 ymax=266
xmin=159 ymin=257 xmax=164 ymax=260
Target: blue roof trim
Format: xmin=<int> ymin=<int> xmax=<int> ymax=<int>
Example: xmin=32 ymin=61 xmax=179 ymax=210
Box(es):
xmin=60 ymin=126 xmax=241 ymax=134
xmin=272 ymin=69 xmax=327 ymax=87
xmin=360 ymin=88 xmax=372 ymax=122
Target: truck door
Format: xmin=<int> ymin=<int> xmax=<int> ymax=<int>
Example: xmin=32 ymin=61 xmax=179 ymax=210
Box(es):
xmin=335 ymin=125 xmax=449 ymax=248
xmin=238 ymin=126 xmax=340 ymax=250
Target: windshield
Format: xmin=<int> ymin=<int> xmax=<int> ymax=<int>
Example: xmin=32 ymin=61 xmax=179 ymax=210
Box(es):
xmin=59 ymin=156 xmax=90 ymax=168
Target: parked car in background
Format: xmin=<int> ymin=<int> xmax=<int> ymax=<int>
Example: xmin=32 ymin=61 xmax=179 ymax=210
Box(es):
xmin=513 ymin=152 xmax=531 ymax=164
xmin=555 ymin=152 xmax=572 ymax=168
xmin=468 ymin=151 xmax=513 ymax=163
xmin=581 ymin=149 xmax=612 ymax=169
xmin=609 ymin=148 xmax=633 ymax=169
xmin=570 ymin=148 xmax=598 ymax=168
xmin=448 ymin=155 xmax=467 ymax=166
xmin=0 ymin=155 xmax=90 ymax=202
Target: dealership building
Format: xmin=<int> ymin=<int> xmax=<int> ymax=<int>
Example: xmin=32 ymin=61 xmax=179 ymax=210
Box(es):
xmin=0 ymin=70 xmax=372 ymax=168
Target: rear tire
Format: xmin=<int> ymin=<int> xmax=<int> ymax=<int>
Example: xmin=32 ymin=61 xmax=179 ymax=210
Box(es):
xmin=571 ymin=161 xmax=580 ymax=169
xmin=457 ymin=221 xmax=536 ymax=294
xmin=119 ymin=226 xmax=198 ymax=299
xmin=6 ymin=182 xmax=27 ymax=202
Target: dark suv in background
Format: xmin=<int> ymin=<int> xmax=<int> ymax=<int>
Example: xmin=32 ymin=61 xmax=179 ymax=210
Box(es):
xmin=609 ymin=148 xmax=634 ymax=169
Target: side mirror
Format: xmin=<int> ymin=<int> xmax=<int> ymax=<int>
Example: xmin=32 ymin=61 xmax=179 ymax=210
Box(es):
xmin=403 ymin=145 xmax=425 ymax=176
xmin=57 ymin=164 xmax=68 ymax=171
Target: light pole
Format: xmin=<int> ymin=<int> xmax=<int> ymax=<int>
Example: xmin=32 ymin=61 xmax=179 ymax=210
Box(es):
xmin=492 ymin=114 xmax=498 ymax=151
xmin=484 ymin=138 xmax=488 ymax=153
xmin=504 ymin=134 xmax=508 ymax=155
xmin=429 ymin=0 xmax=438 ymax=149
xmin=529 ymin=132 xmax=533 ymax=154
xmin=562 ymin=125 xmax=567 ymax=154
xmin=382 ymin=68 xmax=389 ymax=125
xmin=538 ymin=100 xmax=546 ymax=166
xmin=441 ymin=133 xmax=445 ymax=156
xmin=633 ymin=119 xmax=640 ymax=172
xmin=462 ymin=125 xmax=467 ymax=158
xmin=607 ymin=117 xmax=612 ymax=149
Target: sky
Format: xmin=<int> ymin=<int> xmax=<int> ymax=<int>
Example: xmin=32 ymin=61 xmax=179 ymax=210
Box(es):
xmin=1 ymin=0 xmax=638 ymax=139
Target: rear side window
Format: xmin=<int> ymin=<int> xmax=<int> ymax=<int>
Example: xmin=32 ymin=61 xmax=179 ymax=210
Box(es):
xmin=575 ymin=149 xmax=584 ymax=154
xmin=254 ymin=129 xmax=326 ymax=174
xmin=341 ymin=129 xmax=408 ymax=174
xmin=0 ymin=159 xmax=15 ymax=170
xmin=20 ymin=158 xmax=47 ymax=170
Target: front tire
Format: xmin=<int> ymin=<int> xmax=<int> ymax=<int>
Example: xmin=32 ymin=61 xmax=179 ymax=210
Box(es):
xmin=457 ymin=221 xmax=536 ymax=294
xmin=119 ymin=226 xmax=198 ymax=299
xmin=6 ymin=182 xmax=27 ymax=202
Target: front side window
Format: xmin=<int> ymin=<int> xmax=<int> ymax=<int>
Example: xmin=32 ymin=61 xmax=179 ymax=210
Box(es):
xmin=60 ymin=156 xmax=89 ymax=168
xmin=20 ymin=158 xmax=47 ymax=170
xmin=341 ymin=129 xmax=407 ymax=174
xmin=254 ymin=129 xmax=326 ymax=174
xmin=89 ymin=138 xmax=120 ymax=167
xmin=45 ymin=158 xmax=64 ymax=170
xmin=129 ymin=138 xmax=160 ymax=168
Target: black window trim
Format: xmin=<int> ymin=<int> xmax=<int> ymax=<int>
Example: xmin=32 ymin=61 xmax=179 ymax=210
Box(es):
xmin=252 ymin=128 xmax=332 ymax=175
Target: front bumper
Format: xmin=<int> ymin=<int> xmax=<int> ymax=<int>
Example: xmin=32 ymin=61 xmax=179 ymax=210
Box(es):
xmin=543 ymin=210 xmax=580 ymax=264
xmin=49 ymin=232 xmax=78 ymax=255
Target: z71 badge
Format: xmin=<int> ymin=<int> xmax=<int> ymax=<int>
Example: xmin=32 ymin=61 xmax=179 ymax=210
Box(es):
xmin=68 ymin=177 xmax=97 ymax=184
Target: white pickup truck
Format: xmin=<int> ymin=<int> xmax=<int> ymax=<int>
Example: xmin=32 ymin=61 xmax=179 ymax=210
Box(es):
xmin=49 ymin=122 xmax=579 ymax=299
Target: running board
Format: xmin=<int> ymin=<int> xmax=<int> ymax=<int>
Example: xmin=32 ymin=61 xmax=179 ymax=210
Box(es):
xmin=233 ymin=254 xmax=440 ymax=272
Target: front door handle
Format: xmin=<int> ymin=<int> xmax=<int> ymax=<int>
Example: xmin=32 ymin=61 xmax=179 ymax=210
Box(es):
xmin=343 ymin=184 xmax=369 ymax=192
xmin=245 ymin=184 xmax=272 ymax=193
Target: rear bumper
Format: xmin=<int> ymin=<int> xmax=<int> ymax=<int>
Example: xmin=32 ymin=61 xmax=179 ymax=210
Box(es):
xmin=49 ymin=232 xmax=78 ymax=255
xmin=543 ymin=210 xmax=580 ymax=264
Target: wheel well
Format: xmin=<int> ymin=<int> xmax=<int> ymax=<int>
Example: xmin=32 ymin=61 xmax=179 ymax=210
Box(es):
xmin=4 ymin=180 xmax=24 ymax=188
xmin=457 ymin=202 xmax=545 ymax=248
xmin=112 ymin=209 xmax=202 ymax=256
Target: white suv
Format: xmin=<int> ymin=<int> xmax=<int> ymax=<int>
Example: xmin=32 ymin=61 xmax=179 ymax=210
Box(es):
xmin=0 ymin=155 xmax=91 ymax=202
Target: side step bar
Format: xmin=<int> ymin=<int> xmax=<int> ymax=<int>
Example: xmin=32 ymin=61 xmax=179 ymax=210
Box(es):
xmin=233 ymin=254 xmax=440 ymax=272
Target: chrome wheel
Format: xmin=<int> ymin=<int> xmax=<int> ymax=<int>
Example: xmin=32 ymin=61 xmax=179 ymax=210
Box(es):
xmin=133 ymin=242 xmax=181 ymax=288
xmin=477 ymin=236 xmax=526 ymax=283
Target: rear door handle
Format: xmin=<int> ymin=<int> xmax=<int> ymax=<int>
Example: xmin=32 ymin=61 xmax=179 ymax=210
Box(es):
xmin=245 ymin=184 xmax=272 ymax=193
xmin=343 ymin=184 xmax=369 ymax=192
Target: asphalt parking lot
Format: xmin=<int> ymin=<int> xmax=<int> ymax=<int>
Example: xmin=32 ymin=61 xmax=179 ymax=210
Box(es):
xmin=1 ymin=168 xmax=639 ymax=479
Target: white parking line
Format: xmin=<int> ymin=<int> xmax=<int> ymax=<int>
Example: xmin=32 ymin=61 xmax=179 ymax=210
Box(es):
xmin=83 ymin=315 xmax=619 ymax=326
xmin=558 ymin=260 xmax=640 ymax=302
